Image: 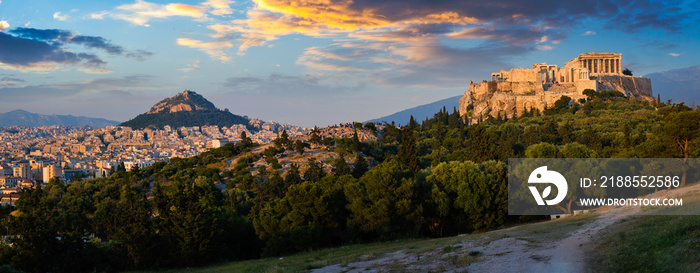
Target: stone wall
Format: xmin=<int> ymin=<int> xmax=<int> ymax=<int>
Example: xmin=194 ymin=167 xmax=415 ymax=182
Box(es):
xmin=575 ymin=80 xmax=597 ymax=94
xmin=510 ymin=68 xmax=539 ymax=82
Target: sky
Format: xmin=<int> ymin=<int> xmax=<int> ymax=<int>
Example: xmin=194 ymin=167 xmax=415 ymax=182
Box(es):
xmin=0 ymin=0 xmax=698 ymax=127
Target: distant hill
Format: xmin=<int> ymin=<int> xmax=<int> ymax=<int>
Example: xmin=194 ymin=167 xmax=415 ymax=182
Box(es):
xmin=646 ymin=65 xmax=700 ymax=105
xmin=365 ymin=95 xmax=461 ymax=125
xmin=0 ymin=109 xmax=119 ymax=127
xmin=121 ymin=90 xmax=250 ymax=130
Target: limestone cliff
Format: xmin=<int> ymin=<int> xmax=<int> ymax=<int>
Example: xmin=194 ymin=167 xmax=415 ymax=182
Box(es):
xmin=459 ymin=75 xmax=653 ymax=123
xmin=147 ymin=89 xmax=216 ymax=114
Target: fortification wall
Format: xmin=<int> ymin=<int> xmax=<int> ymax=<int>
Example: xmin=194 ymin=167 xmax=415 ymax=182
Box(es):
xmin=509 ymin=68 xmax=539 ymax=82
xmin=575 ymin=80 xmax=597 ymax=94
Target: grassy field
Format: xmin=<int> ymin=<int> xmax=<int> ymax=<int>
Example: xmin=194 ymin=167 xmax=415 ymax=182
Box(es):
xmin=128 ymin=215 xmax=596 ymax=273
xmin=590 ymin=215 xmax=700 ymax=273
xmin=591 ymin=189 xmax=700 ymax=273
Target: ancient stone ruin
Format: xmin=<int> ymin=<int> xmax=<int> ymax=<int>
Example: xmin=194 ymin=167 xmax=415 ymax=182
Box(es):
xmin=459 ymin=52 xmax=653 ymax=123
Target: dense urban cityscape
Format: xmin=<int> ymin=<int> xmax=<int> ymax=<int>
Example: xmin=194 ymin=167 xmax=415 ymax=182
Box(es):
xmin=0 ymin=121 xmax=308 ymax=202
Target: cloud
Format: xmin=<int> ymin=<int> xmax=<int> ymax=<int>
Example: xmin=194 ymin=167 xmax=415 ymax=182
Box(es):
xmin=605 ymin=1 xmax=691 ymax=33
xmin=447 ymin=27 xmax=547 ymax=45
xmin=0 ymin=27 xmax=152 ymax=71
xmin=668 ymin=53 xmax=680 ymax=57
xmin=179 ymin=60 xmax=201 ymax=72
xmin=92 ymin=0 xmax=235 ymax=26
xmin=176 ymin=38 xmax=233 ymax=61
xmin=51 ymin=74 xmax=157 ymax=92
xmin=583 ymin=30 xmax=596 ymax=35
xmin=92 ymin=0 xmax=205 ymax=27
xmin=296 ymin=38 xmax=529 ymax=89
xmin=125 ymin=49 xmax=154 ymax=61
xmin=203 ymin=0 xmax=234 ymax=16
xmin=193 ymin=0 xmax=692 ymax=57
xmin=53 ymin=12 xmax=69 ymax=21
xmin=0 ymin=75 xmax=25 ymax=87
xmin=536 ymin=44 xmax=553 ymax=51
xmin=0 ymin=32 xmax=104 ymax=70
xmin=0 ymin=27 xmax=152 ymax=72
xmin=222 ymin=73 xmax=357 ymax=95
xmin=0 ymin=21 xmax=9 ymax=31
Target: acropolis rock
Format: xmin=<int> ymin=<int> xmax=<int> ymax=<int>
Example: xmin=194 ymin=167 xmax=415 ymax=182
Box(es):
xmin=459 ymin=52 xmax=653 ymax=123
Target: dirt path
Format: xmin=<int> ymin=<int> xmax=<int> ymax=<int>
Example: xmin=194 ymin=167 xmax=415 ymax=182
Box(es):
xmin=312 ymin=184 xmax=700 ymax=273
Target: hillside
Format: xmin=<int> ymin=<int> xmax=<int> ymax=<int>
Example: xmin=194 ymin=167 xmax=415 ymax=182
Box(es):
xmin=365 ymin=95 xmax=460 ymax=125
xmin=0 ymin=109 xmax=119 ymax=127
xmin=3 ymin=95 xmax=700 ymax=273
xmin=120 ymin=90 xmax=250 ymax=130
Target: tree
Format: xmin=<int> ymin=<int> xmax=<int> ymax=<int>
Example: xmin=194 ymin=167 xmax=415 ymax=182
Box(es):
xmin=352 ymin=155 xmax=368 ymax=178
xmin=582 ymin=89 xmax=597 ymax=98
xmin=622 ymin=67 xmax=632 ymax=76
xmin=351 ymin=130 xmax=361 ymax=152
xmin=253 ymin=175 xmax=352 ymax=255
xmin=354 ymin=122 xmax=363 ymax=130
xmin=332 ymin=156 xmax=350 ymax=176
xmin=344 ymin=159 xmax=421 ymax=239
xmin=284 ymin=164 xmax=302 ymax=187
xmin=310 ymin=126 xmax=321 ymax=144
xmin=663 ymin=110 xmax=700 ymax=186
xmin=240 ymin=131 xmax=253 ymax=147
xmin=280 ymin=130 xmax=292 ymax=150
xmin=554 ymin=95 xmax=572 ymax=110
xmin=398 ymin=127 xmax=419 ymax=172
xmin=426 ymin=161 xmax=508 ymax=233
xmin=364 ymin=122 xmax=376 ymax=133
xmin=303 ymin=158 xmax=325 ymax=182
xmin=408 ymin=115 xmax=419 ymax=130
xmin=294 ymin=140 xmax=305 ymax=155
xmin=525 ymin=142 xmax=558 ymax=158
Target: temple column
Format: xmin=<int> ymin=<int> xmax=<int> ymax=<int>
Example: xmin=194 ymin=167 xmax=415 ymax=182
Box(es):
xmin=603 ymin=59 xmax=610 ymax=74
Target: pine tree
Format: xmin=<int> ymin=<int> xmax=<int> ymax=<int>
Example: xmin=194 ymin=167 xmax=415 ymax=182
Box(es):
xmin=280 ymin=130 xmax=292 ymax=149
xmin=303 ymin=158 xmax=325 ymax=182
xmin=352 ymin=154 xmax=368 ymax=178
xmin=398 ymin=127 xmax=419 ymax=172
xmin=284 ymin=164 xmax=301 ymax=187
xmin=408 ymin=115 xmax=419 ymax=130
xmin=240 ymin=131 xmax=253 ymax=147
xmin=351 ymin=130 xmax=361 ymax=152
xmin=332 ymin=155 xmax=350 ymax=176
xmin=294 ymin=140 xmax=305 ymax=155
xmin=310 ymin=126 xmax=321 ymax=144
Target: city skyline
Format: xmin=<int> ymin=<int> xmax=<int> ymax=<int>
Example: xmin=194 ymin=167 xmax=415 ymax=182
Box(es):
xmin=1 ymin=0 xmax=698 ymax=127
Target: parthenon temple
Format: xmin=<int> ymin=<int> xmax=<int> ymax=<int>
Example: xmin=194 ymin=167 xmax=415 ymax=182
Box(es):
xmin=489 ymin=52 xmax=622 ymax=88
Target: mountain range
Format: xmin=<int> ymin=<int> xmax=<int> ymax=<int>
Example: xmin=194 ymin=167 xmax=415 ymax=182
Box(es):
xmin=0 ymin=109 xmax=120 ymax=127
xmin=120 ymin=90 xmax=251 ymax=130
xmin=365 ymin=95 xmax=461 ymax=125
xmin=646 ymin=65 xmax=700 ymax=105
